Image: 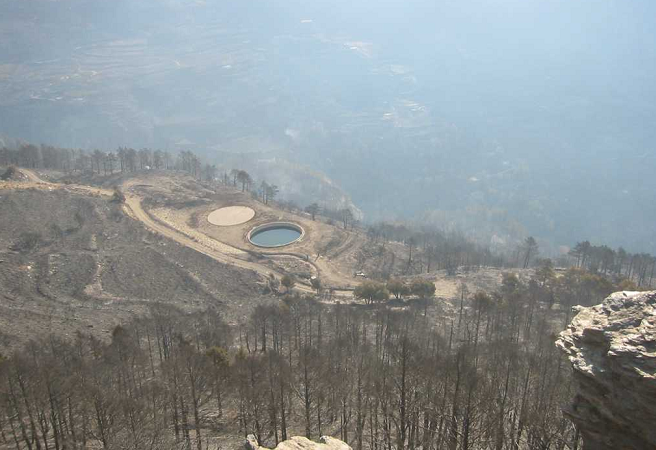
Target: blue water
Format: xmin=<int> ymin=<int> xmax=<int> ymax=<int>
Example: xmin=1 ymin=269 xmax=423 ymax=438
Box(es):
xmin=250 ymin=227 xmax=301 ymax=247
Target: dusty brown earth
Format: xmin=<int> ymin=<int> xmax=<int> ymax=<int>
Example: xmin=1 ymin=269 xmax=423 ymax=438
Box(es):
xmin=118 ymin=173 xmax=358 ymax=293
xmin=1 ymin=168 xmax=520 ymax=351
xmin=115 ymin=172 xmax=430 ymax=295
xmin=16 ymin=169 xmax=456 ymax=296
xmin=0 ymin=171 xmax=275 ymax=352
xmin=125 ymin=174 xmax=535 ymax=306
xmin=118 ymin=172 xmax=532 ymax=305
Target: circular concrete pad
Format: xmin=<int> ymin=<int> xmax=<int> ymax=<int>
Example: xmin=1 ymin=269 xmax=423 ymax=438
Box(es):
xmin=207 ymin=206 xmax=255 ymax=226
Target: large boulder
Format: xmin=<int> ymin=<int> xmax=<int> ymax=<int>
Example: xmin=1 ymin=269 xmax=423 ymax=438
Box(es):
xmin=244 ymin=435 xmax=351 ymax=450
xmin=556 ymin=291 xmax=656 ymax=450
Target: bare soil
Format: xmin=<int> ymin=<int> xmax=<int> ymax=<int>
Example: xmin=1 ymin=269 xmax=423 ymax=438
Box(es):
xmin=0 ymin=168 xmax=520 ymax=352
xmin=0 ymin=183 xmax=273 ymax=353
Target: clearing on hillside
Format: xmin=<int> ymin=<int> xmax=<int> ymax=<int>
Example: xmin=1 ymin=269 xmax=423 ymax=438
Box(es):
xmin=207 ymin=205 xmax=255 ymax=226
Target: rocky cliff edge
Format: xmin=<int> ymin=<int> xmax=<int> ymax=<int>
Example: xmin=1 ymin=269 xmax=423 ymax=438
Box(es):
xmin=556 ymin=291 xmax=656 ymax=450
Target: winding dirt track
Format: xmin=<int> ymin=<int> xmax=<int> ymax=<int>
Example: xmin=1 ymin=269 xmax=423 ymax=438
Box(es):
xmin=13 ymin=169 xmax=353 ymax=297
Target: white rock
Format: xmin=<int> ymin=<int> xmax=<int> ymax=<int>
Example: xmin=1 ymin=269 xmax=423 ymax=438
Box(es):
xmin=557 ymin=290 xmax=656 ymax=450
xmin=244 ymin=435 xmax=352 ymax=450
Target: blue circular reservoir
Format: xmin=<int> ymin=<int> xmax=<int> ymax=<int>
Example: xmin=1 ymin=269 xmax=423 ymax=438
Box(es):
xmin=248 ymin=223 xmax=304 ymax=248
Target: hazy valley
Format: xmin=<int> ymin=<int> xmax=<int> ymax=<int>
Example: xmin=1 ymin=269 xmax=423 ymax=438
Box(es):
xmin=1 ymin=1 xmax=656 ymax=449
xmin=2 ymin=0 xmax=655 ymax=253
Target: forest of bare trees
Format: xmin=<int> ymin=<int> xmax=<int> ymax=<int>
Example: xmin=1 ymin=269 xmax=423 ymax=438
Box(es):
xmin=0 ymin=144 xmax=219 ymax=183
xmin=0 ymin=143 xmax=290 ymax=209
xmin=1 ymin=266 xmax=633 ymax=450
xmin=568 ymin=241 xmax=656 ymax=287
xmin=364 ymin=223 xmax=507 ymax=276
xmin=361 ymin=222 xmax=655 ymax=291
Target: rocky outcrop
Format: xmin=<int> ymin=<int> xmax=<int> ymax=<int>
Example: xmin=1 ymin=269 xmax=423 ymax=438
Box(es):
xmin=244 ymin=435 xmax=351 ymax=450
xmin=556 ymin=291 xmax=656 ymax=450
